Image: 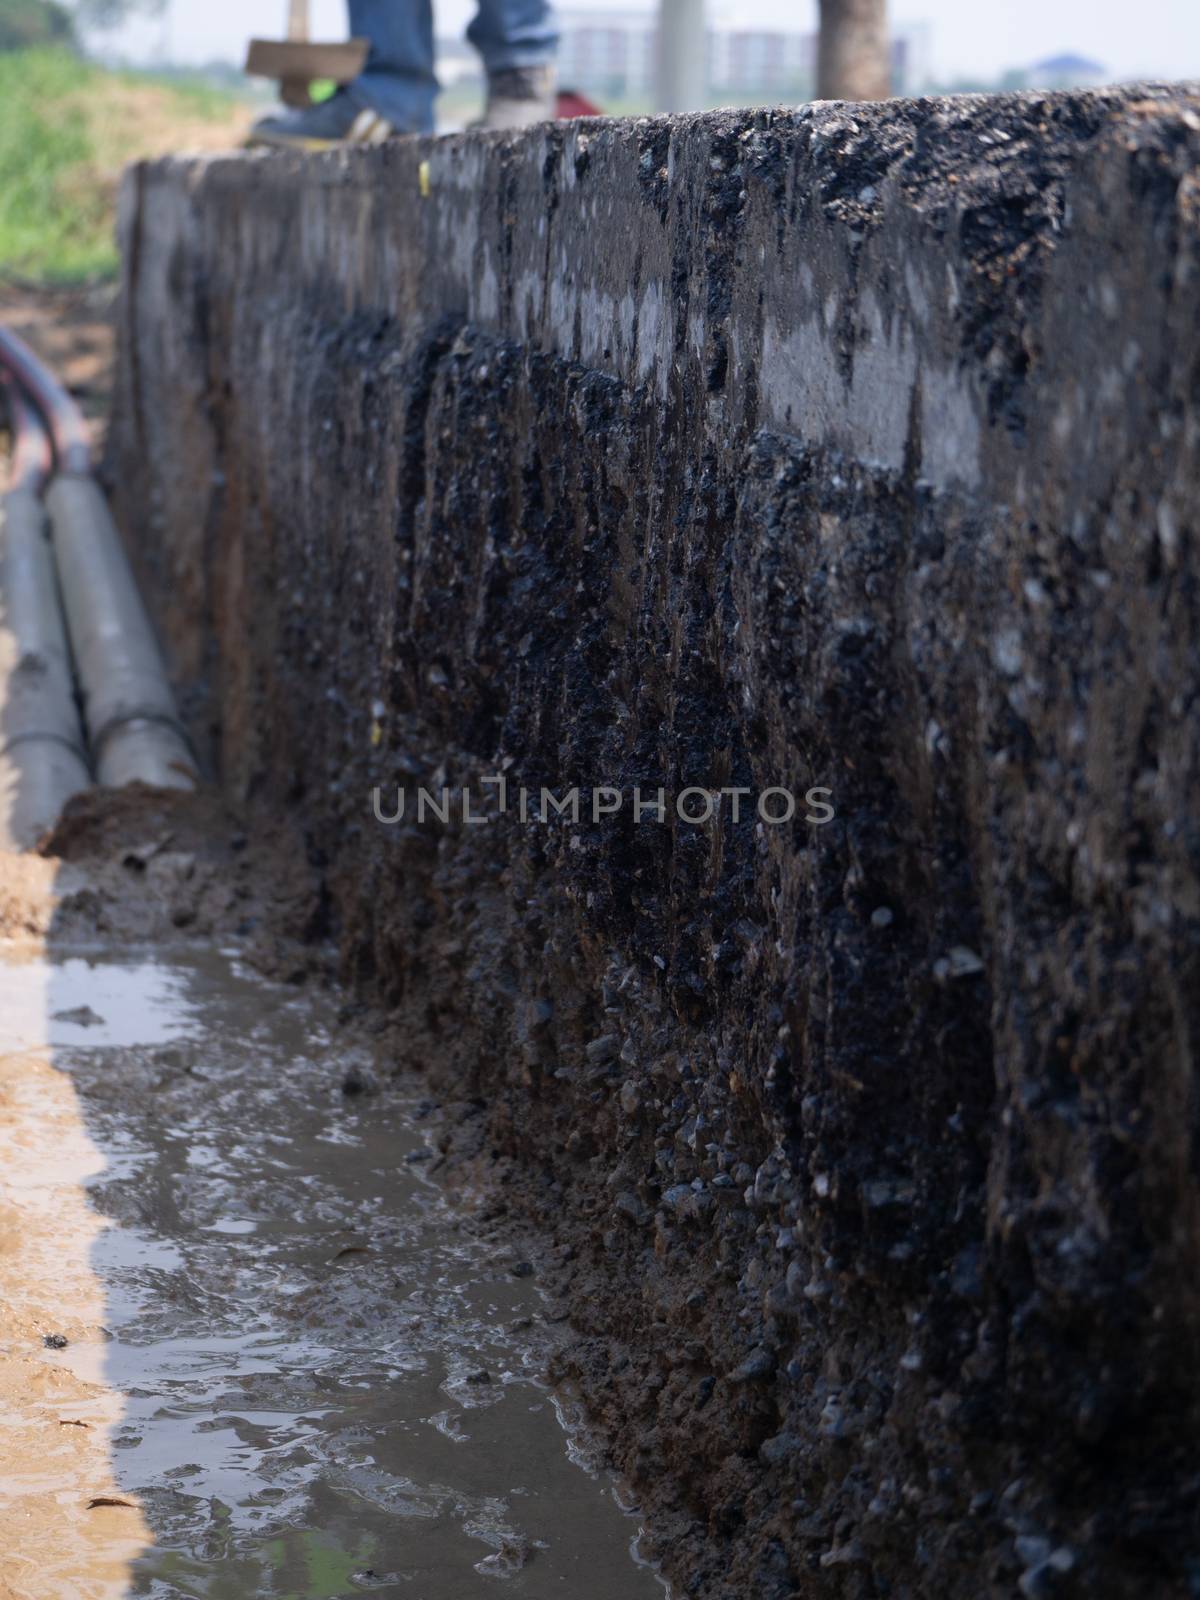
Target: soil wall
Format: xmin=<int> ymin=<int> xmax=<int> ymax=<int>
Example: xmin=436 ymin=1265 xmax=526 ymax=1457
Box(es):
xmin=110 ymin=89 xmax=1200 ymax=1597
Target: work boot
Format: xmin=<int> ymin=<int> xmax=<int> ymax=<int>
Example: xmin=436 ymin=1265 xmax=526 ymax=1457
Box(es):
xmin=247 ymin=88 xmax=396 ymax=151
xmin=472 ymin=64 xmax=556 ymax=131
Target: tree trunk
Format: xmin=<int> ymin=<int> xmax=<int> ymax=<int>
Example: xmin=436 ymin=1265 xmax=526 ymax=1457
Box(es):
xmin=817 ymin=0 xmax=890 ymax=101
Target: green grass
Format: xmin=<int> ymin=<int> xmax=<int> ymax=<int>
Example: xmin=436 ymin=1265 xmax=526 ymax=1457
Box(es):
xmin=0 ymin=46 xmax=245 ymax=281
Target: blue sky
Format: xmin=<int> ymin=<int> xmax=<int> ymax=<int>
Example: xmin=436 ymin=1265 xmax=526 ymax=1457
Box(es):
xmin=110 ymin=0 xmax=1200 ymax=84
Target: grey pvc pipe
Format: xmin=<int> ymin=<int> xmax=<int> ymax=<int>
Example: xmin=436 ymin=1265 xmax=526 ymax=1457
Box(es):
xmin=0 ymin=393 xmax=92 ymax=846
xmin=46 ymin=473 xmax=197 ymax=790
xmin=0 ymin=318 xmax=198 ymax=793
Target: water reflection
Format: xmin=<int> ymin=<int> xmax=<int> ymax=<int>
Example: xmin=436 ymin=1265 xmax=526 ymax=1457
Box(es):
xmin=0 ymin=947 xmax=667 ymax=1599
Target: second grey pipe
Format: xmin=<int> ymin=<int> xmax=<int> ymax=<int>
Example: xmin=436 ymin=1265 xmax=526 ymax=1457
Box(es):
xmin=0 ymin=482 xmax=92 ymax=846
xmin=47 ymin=474 xmax=197 ymax=790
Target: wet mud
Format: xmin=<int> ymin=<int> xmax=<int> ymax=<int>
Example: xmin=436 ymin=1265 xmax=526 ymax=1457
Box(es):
xmin=0 ymin=833 xmax=668 ymax=1600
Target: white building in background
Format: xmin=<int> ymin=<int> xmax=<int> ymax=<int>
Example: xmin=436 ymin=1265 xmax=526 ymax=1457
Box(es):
xmin=555 ymin=10 xmax=933 ymax=101
xmin=707 ymin=27 xmax=813 ymax=96
xmin=555 ymin=9 xmax=659 ymax=99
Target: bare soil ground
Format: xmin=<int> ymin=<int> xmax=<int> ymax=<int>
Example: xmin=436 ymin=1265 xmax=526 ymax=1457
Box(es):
xmin=0 ymin=785 xmax=325 ymax=968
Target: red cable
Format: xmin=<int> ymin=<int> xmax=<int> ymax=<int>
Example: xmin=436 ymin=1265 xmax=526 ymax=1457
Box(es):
xmin=0 ymin=323 xmax=92 ymax=478
xmin=3 ymin=373 xmax=53 ymax=497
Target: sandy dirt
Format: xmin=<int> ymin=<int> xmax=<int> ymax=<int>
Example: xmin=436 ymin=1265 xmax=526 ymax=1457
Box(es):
xmin=0 ymin=997 xmax=153 ymax=1600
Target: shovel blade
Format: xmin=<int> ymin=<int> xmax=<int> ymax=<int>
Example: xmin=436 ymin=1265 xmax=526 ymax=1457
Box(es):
xmin=245 ymin=37 xmax=369 ymax=85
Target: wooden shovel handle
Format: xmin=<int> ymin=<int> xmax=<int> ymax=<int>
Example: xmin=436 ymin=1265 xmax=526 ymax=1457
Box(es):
xmin=287 ymin=0 xmax=309 ymax=43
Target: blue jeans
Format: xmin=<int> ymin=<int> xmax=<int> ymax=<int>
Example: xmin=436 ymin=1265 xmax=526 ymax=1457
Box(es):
xmin=349 ymin=0 xmax=558 ymax=132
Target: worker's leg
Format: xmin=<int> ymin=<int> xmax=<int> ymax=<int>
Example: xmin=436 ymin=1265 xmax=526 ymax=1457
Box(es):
xmin=467 ymin=0 xmax=557 ymax=127
xmin=466 ymin=0 xmax=557 ymax=74
xmin=248 ymin=0 xmax=436 ymax=147
xmin=349 ymin=0 xmax=438 ymax=132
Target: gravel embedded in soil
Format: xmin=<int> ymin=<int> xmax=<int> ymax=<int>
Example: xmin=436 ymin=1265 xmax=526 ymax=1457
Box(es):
xmin=110 ymin=88 xmax=1200 ymax=1600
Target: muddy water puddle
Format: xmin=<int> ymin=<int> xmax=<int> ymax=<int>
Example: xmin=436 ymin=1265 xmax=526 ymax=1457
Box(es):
xmin=0 ymin=947 xmax=666 ymax=1600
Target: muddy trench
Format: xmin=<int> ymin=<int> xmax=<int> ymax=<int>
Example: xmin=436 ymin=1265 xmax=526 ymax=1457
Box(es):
xmin=0 ymin=793 xmax=669 ymax=1599
xmin=5 ymin=85 xmax=1200 ymax=1600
